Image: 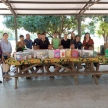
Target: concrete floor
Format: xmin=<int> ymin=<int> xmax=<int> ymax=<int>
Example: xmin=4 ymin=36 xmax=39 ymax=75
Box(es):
xmin=0 ymin=66 xmax=108 ymax=108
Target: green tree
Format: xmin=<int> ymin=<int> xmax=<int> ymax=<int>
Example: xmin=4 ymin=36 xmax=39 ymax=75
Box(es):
xmin=0 ymin=30 xmax=3 ymax=39
xmin=96 ymin=21 xmax=108 ymax=42
xmin=3 ymin=15 xmax=98 ymax=38
xmin=3 ymin=16 xmax=23 ymax=29
xmin=81 ymin=15 xmax=101 ymax=36
xmin=0 ymin=30 xmax=15 ymax=40
xmin=3 ymin=15 xmax=78 ymax=38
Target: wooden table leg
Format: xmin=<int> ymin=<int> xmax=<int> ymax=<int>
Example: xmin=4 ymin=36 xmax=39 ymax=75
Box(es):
xmin=84 ymin=62 xmax=88 ymax=72
xmin=69 ymin=61 xmax=71 ymax=69
xmin=19 ymin=65 xmax=22 ymax=74
xmin=16 ymin=65 xmax=18 ymax=74
xmin=15 ymin=65 xmax=18 ymax=89
xmin=93 ymin=76 xmax=99 ymax=85
xmin=72 ymin=62 xmax=75 ymax=72
xmin=15 ymin=77 xmax=17 ymax=89
xmin=72 ymin=62 xmax=78 ymax=85
xmin=91 ymin=62 xmax=99 ymax=85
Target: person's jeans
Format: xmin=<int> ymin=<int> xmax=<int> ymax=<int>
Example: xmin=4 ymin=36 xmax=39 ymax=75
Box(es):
xmin=2 ymin=56 xmax=8 ymax=77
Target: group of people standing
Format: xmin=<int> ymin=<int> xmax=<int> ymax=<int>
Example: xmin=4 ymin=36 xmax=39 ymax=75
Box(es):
xmin=0 ymin=31 xmax=96 ymax=83
xmin=15 ymin=32 xmax=94 ymax=51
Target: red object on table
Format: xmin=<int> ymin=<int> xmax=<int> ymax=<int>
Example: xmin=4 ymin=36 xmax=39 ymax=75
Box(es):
xmin=72 ymin=50 xmax=78 ymax=58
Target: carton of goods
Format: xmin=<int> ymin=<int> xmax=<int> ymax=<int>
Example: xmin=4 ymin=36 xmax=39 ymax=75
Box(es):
xmin=65 ymin=49 xmax=71 ymax=57
xmin=72 ymin=50 xmax=78 ymax=58
xmin=36 ymin=50 xmax=48 ymax=59
xmin=48 ymin=50 xmax=54 ymax=58
xmin=60 ymin=49 xmax=65 ymax=58
xmin=54 ymin=49 xmax=60 ymax=58
xmin=81 ymin=50 xmax=93 ymax=58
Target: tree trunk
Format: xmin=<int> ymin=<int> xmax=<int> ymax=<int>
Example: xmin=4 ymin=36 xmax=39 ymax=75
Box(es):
xmin=103 ymin=29 xmax=106 ymax=43
xmin=103 ymin=35 xmax=105 ymax=43
xmin=59 ymin=26 xmax=62 ymax=39
xmin=106 ymin=36 xmax=108 ymax=43
xmin=61 ymin=16 xmax=65 ymax=32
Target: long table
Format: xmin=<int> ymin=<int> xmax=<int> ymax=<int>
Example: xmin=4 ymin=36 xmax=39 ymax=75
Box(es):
xmin=3 ymin=56 xmax=108 ymax=89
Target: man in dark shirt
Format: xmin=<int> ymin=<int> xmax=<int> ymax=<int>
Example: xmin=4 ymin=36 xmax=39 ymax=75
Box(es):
xmin=73 ymin=35 xmax=82 ymax=49
xmin=61 ymin=34 xmax=70 ymax=48
xmin=38 ymin=33 xmax=50 ymax=49
xmin=34 ymin=33 xmax=41 ymax=45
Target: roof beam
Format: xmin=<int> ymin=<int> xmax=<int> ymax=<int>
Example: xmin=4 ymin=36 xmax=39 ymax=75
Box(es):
xmin=0 ymin=8 xmax=81 ymax=10
xmin=0 ymin=1 xmax=107 ymax=4
xmin=0 ymin=1 xmax=88 ymax=4
xmin=78 ymin=0 xmax=101 ymax=15
xmin=1 ymin=0 xmax=16 ymax=16
xmin=0 ymin=13 xmax=108 ymax=16
xmin=78 ymin=0 xmax=92 ymax=15
xmin=1 ymin=8 xmax=108 ymax=10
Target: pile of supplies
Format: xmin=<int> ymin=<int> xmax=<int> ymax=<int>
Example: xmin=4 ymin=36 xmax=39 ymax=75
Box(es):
xmin=13 ymin=48 xmax=98 ymax=61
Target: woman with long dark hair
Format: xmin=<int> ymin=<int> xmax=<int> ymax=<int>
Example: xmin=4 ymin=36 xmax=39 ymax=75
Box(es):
xmin=70 ymin=32 xmax=75 ymax=44
xmin=83 ymin=33 xmax=94 ymax=50
xmin=73 ymin=35 xmax=83 ymax=49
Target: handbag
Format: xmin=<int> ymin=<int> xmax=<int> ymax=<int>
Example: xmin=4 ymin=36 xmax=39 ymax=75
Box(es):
xmin=3 ymin=58 xmax=10 ymax=72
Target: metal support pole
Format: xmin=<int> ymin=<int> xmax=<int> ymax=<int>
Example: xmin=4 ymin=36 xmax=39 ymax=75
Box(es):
xmin=14 ymin=16 xmax=17 ymax=43
xmin=78 ymin=16 xmax=81 ymax=40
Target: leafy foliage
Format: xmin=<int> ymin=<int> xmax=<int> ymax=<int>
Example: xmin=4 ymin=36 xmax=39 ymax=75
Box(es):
xmin=0 ymin=30 xmax=3 ymax=39
xmin=96 ymin=21 xmax=108 ymax=42
xmin=3 ymin=15 xmax=99 ymax=38
xmin=81 ymin=15 xmax=100 ymax=36
xmin=3 ymin=16 xmax=23 ymax=29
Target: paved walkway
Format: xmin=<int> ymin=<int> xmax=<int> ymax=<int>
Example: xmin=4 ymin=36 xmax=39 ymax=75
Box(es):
xmin=0 ymin=66 xmax=108 ymax=108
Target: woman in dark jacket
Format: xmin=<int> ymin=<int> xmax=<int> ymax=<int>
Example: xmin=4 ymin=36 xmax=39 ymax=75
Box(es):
xmin=73 ymin=35 xmax=83 ymax=49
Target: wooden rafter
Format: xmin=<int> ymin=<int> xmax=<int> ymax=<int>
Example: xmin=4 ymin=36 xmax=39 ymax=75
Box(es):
xmin=1 ymin=0 xmax=16 ymax=16
xmin=0 ymin=1 xmax=107 ymax=4
xmin=1 ymin=8 xmax=108 ymax=10
xmin=0 ymin=13 xmax=108 ymax=16
xmin=78 ymin=0 xmax=101 ymax=16
xmin=78 ymin=0 xmax=92 ymax=15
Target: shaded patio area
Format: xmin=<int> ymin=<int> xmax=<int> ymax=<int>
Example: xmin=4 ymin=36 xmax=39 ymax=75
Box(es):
xmin=0 ymin=65 xmax=108 ymax=108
